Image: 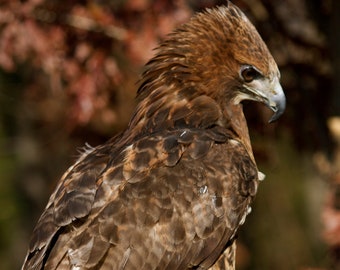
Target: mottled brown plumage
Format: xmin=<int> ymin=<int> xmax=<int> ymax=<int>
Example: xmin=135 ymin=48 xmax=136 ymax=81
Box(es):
xmin=22 ymin=2 xmax=285 ymax=270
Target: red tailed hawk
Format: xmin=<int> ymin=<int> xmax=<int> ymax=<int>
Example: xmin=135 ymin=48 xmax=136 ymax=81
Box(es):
xmin=22 ymin=1 xmax=285 ymax=269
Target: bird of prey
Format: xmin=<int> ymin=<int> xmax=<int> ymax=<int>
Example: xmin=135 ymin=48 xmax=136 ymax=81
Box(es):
xmin=22 ymin=1 xmax=285 ymax=269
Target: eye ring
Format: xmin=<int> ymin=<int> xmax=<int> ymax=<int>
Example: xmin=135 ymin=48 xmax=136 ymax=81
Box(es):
xmin=240 ymin=65 xmax=262 ymax=83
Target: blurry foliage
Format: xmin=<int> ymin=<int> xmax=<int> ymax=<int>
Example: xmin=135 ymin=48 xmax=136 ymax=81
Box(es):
xmin=0 ymin=0 xmax=193 ymax=135
xmin=0 ymin=0 xmax=338 ymax=269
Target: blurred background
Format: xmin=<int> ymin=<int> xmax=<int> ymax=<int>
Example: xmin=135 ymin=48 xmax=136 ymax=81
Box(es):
xmin=0 ymin=0 xmax=339 ymax=269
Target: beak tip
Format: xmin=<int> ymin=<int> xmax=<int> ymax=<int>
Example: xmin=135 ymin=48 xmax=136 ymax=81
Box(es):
xmin=268 ymin=92 xmax=286 ymax=123
xmin=268 ymin=111 xmax=283 ymax=123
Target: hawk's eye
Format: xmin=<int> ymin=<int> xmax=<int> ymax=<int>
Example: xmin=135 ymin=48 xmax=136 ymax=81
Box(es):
xmin=240 ymin=66 xmax=261 ymax=83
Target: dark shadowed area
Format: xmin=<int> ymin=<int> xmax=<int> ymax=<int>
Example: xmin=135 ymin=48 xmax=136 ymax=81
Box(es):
xmin=0 ymin=0 xmax=338 ymax=269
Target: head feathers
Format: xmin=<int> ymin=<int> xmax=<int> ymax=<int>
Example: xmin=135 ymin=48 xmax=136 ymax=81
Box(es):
xmin=129 ymin=2 xmax=282 ymax=140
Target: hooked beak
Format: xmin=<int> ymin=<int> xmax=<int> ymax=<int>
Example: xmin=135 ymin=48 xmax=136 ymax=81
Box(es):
xmin=236 ymin=75 xmax=286 ymax=123
xmin=266 ymin=81 xmax=286 ymax=123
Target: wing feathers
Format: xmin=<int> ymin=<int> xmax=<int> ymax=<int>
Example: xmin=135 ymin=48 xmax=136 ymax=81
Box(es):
xmin=23 ymin=125 xmax=258 ymax=269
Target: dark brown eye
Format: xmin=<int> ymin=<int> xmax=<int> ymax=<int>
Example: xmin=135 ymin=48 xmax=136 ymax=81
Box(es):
xmin=240 ymin=66 xmax=261 ymax=83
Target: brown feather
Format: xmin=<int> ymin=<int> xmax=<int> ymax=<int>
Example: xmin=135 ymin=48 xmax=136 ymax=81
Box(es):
xmin=22 ymin=2 xmax=282 ymax=270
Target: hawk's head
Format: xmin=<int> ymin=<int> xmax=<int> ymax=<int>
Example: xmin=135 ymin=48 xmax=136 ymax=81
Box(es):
xmin=135 ymin=1 xmax=285 ymax=130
